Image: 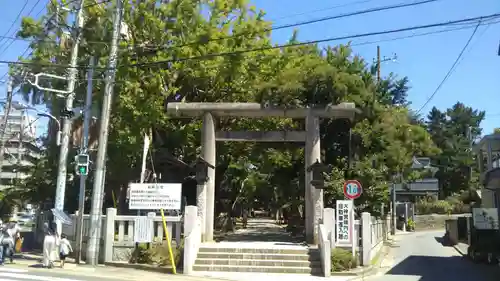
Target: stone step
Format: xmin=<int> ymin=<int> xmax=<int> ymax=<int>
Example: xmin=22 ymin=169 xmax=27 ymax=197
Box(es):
xmin=195 ymin=258 xmax=321 ymax=267
xmin=198 ymin=247 xmax=313 ymax=255
xmin=197 ymin=252 xmax=320 ymax=261
xmin=192 ymin=264 xmax=322 ymax=274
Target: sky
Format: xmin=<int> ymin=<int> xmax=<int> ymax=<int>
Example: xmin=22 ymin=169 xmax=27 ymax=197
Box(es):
xmin=0 ymin=0 xmax=499 ymax=137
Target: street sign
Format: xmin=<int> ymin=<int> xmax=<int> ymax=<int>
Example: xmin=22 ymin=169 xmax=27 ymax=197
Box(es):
xmin=129 ymin=183 xmax=182 ymax=210
xmin=343 ymin=180 xmax=362 ymax=200
xmin=335 ymin=200 xmax=354 ymax=246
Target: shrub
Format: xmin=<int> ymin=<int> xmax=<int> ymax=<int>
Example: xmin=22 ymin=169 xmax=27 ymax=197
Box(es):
xmin=415 ymin=195 xmax=471 ymax=215
xmin=129 ymin=239 xmax=184 ymax=269
xmin=331 ymin=248 xmax=358 ymax=272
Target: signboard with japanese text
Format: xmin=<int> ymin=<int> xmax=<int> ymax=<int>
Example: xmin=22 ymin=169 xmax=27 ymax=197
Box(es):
xmin=335 ymin=200 xmax=354 ymax=246
xmin=129 ymin=183 xmax=182 ymax=210
xmin=134 ymin=216 xmax=153 ymax=243
xmin=472 ymin=208 xmax=499 ymax=230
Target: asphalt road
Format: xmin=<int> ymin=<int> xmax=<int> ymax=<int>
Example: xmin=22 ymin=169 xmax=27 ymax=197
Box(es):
xmin=367 ymin=230 xmax=500 ymax=281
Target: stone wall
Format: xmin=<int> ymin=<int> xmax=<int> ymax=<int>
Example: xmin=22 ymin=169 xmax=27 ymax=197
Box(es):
xmin=414 ymin=214 xmax=469 ymax=231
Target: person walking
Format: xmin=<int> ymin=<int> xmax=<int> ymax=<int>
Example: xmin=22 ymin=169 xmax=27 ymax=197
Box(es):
xmin=42 ymin=222 xmax=59 ymax=268
xmin=58 ymin=234 xmax=72 ymax=268
xmin=1 ymin=221 xmax=20 ymax=264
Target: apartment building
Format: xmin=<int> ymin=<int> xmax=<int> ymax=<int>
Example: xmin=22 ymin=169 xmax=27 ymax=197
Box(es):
xmin=0 ymin=108 xmax=42 ymax=190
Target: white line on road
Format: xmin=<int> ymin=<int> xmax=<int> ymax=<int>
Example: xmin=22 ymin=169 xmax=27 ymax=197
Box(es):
xmin=0 ymin=267 xmax=29 ymax=273
xmin=0 ymin=272 xmax=83 ymax=281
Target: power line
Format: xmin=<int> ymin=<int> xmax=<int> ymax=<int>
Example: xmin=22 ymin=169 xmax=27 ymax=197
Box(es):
xmin=270 ymin=0 xmax=375 ymax=22
xmin=0 ymin=13 xmax=496 ymax=72
xmin=0 ymin=0 xmax=30 ymax=50
xmin=415 ymin=22 xmax=481 ymax=114
xmin=351 ymin=19 xmax=499 ymax=47
xmin=129 ymin=14 xmax=500 ymax=69
xmin=142 ymin=0 xmax=442 ymax=52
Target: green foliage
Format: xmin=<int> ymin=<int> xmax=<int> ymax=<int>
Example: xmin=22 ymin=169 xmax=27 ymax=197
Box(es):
xmin=425 ymin=103 xmax=485 ymax=197
xmin=130 ymin=240 xmax=183 ymax=269
xmin=331 ymin=248 xmax=358 ymax=272
xmin=415 ymin=195 xmax=470 ymax=215
xmin=11 ymin=0 xmax=444 ymax=219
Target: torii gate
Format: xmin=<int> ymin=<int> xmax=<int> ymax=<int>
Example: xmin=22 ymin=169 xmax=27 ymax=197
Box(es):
xmin=166 ymin=102 xmax=359 ymax=244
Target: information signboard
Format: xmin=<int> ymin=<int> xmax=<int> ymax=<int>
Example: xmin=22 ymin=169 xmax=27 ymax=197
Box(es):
xmin=134 ymin=216 xmax=153 ymax=243
xmin=472 ymin=208 xmax=499 ymax=230
xmin=129 ymin=183 xmax=182 ymax=210
xmin=335 ymin=200 xmax=354 ymax=246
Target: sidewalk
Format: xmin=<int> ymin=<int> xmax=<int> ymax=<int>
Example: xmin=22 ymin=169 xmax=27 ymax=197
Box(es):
xmin=8 ymin=253 xmax=221 ymax=281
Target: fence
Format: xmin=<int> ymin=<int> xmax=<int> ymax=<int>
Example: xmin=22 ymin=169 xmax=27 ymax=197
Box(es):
xmin=35 ymin=208 xmax=183 ymax=263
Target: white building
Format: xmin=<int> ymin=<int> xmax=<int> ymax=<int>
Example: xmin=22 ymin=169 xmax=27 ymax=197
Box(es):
xmin=0 ymin=108 xmax=42 ymax=190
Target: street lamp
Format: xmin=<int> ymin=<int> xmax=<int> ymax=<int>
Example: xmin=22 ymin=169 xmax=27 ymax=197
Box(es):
xmin=11 ymin=101 xmax=62 ymax=146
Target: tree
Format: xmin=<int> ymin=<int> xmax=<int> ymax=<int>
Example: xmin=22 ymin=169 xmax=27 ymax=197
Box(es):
xmin=12 ymin=0 xmax=438 ymax=222
xmin=425 ymin=102 xmax=485 ymax=197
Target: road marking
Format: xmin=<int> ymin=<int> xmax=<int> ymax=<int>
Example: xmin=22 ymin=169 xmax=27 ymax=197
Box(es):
xmin=0 ymin=272 xmax=83 ymax=281
xmin=0 ymin=267 xmax=29 ymax=273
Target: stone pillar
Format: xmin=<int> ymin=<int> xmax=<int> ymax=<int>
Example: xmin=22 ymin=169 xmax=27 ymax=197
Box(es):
xmin=103 ymin=208 xmax=117 ymax=263
xmin=196 ymin=182 xmax=206 ymax=240
xmin=323 ymin=208 xmax=335 ymax=248
xmin=361 ymin=212 xmax=371 ymax=266
xmin=202 ymin=112 xmax=216 ymax=241
xmin=305 ymin=111 xmax=322 ymax=244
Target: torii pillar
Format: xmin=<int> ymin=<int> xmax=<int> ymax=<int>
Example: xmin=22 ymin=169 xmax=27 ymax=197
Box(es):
xmin=167 ymin=103 xmax=359 ymax=244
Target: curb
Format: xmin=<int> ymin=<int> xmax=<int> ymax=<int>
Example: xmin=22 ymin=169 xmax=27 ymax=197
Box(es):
xmin=104 ymin=262 xmax=176 ymax=274
xmin=453 ymin=244 xmax=467 ymax=256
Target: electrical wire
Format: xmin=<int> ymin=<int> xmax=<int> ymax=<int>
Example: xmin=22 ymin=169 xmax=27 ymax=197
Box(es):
xmin=415 ymin=22 xmax=481 ymax=114
xmin=0 ymin=13 xmax=495 ymax=72
xmin=141 ymin=0 xmax=442 ymax=52
xmin=0 ymin=0 xmax=47 ymax=82
xmin=269 ymin=0 xmax=375 ymax=22
xmin=0 ymin=0 xmax=45 ymax=57
xmin=128 ymin=14 xmax=500 ymax=69
xmin=0 ymin=0 xmax=30 ymax=49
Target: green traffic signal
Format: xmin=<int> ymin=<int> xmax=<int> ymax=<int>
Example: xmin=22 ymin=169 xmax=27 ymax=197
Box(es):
xmin=78 ymin=165 xmax=88 ymax=176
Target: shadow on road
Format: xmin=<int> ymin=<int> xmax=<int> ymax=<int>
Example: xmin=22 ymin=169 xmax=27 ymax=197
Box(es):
xmin=386 ymin=255 xmax=499 ymax=281
xmin=434 ymin=236 xmax=453 ymax=247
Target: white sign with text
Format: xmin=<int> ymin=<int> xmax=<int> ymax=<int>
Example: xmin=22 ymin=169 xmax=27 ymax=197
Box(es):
xmin=335 ymin=200 xmax=354 ymax=246
xmin=129 ymin=183 xmax=182 ymax=210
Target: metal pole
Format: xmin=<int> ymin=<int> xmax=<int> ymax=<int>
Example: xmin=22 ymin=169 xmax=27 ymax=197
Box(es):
xmin=75 ymin=56 xmax=95 ymax=264
xmin=87 ymin=0 xmax=123 ymax=265
xmin=54 ymin=0 xmax=86 ymax=235
xmin=0 ymin=77 xmax=13 ymax=177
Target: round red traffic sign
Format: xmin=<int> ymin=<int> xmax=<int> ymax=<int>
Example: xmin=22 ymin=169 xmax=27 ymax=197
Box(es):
xmin=343 ymin=180 xmax=363 ymax=200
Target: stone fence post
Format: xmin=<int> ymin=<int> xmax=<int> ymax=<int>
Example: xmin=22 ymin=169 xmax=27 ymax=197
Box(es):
xmin=104 ymin=208 xmax=117 ymax=263
xmin=361 ymin=212 xmax=371 ymax=266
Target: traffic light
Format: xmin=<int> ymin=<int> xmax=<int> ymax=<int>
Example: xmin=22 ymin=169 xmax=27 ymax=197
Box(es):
xmin=75 ymin=154 xmax=90 ymax=176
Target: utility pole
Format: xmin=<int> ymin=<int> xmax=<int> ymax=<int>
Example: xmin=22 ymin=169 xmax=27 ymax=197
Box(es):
xmin=467 ymin=125 xmax=473 ymax=183
xmin=374 ymin=46 xmax=397 ymax=83
xmin=75 ymin=56 xmax=95 ymax=264
xmin=376 ymin=46 xmax=381 ymax=83
xmin=0 ymin=77 xmax=13 ymax=177
xmin=54 ymin=0 xmax=86 ymax=235
xmin=87 ymin=0 xmax=123 ymax=265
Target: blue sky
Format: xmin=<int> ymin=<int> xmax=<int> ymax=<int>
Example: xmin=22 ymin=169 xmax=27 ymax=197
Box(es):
xmin=0 ymin=0 xmax=499 ymax=137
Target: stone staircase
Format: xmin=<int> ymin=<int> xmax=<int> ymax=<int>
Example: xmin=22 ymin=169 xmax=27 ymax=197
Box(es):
xmin=193 ymin=244 xmax=322 ymax=274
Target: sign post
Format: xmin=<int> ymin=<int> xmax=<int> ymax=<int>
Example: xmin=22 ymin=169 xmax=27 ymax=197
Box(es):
xmin=343 ymin=180 xmax=363 ymax=200
xmin=339 ymin=180 xmax=363 ymax=257
xmin=128 ymin=183 xmax=182 ymax=274
xmin=335 ymin=200 xmax=354 ymax=247
xmin=128 ymin=183 xmax=182 ymax=210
